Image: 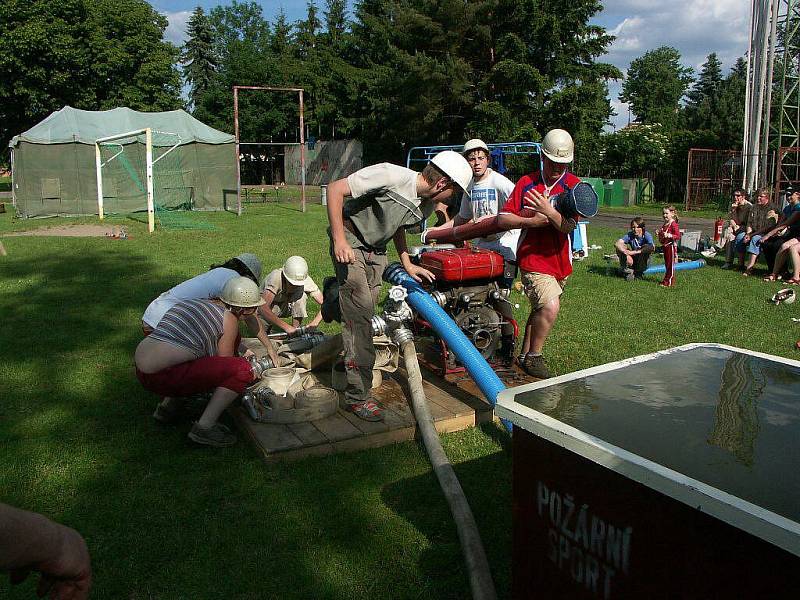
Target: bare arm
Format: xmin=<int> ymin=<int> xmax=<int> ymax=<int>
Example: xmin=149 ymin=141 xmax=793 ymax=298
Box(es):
xmin=394 ymin=229 xmax=435 ymax=283
xmin=326 ymin=177 xmax=355 ymax=264
xmin=217 ymin=311 xmax=240 ymax=357
xmin=0 ymin=503 xmax=91 ymax=600
xmin=243 ymin=313 xmax=280 ymax=366
xmin=496 ymin=212 xmax=549 ymax=230
xmin=307 ymin=290 xmax=324 ymax=328
xmin=615 ymin=239 xmax=630 ymax=254
xmin=257 ymin=290 xmax=294 ymax=334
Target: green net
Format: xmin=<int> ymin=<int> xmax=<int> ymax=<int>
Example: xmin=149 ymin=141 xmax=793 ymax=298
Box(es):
xmin=98 ymin=130 xmax=215 ymax=230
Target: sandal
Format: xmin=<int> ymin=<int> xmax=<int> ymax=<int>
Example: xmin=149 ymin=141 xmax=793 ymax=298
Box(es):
xmin=763 ymin=274 xmax=778 ymax=282
xmin=786 ymin=278 xmax=800 ymax=286
xmin=742 ymin=269 xmax=753 ymax=277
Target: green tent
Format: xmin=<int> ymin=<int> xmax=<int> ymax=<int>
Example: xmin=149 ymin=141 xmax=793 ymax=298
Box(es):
xmin=10 ymin=106 xmax=237 ymax=217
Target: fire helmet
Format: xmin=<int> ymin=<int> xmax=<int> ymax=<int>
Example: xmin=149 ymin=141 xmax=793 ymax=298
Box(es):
xmin=462 ymin=139 xmax=490 ymax=156
xmin=541 ymin=129 xmax=574 ymax=164
xmin=282 ymin=256 xmax=309 ymax=287
xmin=235 ymin=253 xmax=263 ymax=282
xmin=430 ymin=150 xmax=473 ymax=191
xmin=221 ymin=276 xmax=266 ymax=308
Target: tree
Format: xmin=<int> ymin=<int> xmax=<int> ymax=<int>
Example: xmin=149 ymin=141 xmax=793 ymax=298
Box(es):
xmin=324 ymin=0 xmax=348 ymax=41
xmin=297 ymin=1 xmax=321 ymax=56
xmin=0 ymin=0 xmax=181 ymax=160
xmin=181 ymin=7 xmax=218 ymax=111
xmin=620 ymin=46 xmax=694 ymax=130
xmin=686 ymin=52 xmax=723 ymax=108
xmin=351 ymin=0 xmax=619 ymax=163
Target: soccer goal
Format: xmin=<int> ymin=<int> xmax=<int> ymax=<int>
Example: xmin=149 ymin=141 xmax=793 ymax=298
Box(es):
xmin=95 ymin=128 xmax=188 ymax=232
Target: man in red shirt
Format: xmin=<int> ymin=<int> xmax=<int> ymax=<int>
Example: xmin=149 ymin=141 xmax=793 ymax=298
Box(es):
xmin=498 ymin=129 xmax=580 ymax=378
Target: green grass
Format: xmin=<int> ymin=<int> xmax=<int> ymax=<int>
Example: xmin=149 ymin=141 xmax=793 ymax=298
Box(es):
xmin=1 ymin=203 xmax=799 ymax=599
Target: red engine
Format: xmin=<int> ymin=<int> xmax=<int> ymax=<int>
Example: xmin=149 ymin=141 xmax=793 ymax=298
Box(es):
xmin=411 ymin=245 xmax=518 ymax=373
xmin=419 ymin=247 xmax=505 ymax=282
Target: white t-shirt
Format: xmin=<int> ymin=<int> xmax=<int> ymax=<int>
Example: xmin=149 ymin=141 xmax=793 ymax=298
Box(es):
xmin=142 ymin=267 xmax=239 ymax=328
xmin=458 ymin=169 xmax=519 ymax=261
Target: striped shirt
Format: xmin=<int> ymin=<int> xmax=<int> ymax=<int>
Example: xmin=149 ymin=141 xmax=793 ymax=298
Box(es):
xmin=148 ymin=299 xmax=226 ymax=358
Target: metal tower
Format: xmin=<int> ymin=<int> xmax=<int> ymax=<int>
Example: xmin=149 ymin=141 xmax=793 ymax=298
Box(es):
xmin=744 ymin=0 xmax=800 ymax=194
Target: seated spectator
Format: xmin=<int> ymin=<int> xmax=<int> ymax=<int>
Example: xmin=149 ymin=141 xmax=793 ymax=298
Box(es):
xmin=734 ymin=188 xmax=779 ymax=276
xmin=614 ymin=217 xmax=654 ymax=280
xmin=761 ymin=187 xmax=800 ymax=279
xmin=720 ymin=189 xmax=752 ymax=269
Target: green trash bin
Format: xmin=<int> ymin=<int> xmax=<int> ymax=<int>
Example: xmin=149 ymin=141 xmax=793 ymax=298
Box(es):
xmin=603 ymin=179 xmax=624 ymax=206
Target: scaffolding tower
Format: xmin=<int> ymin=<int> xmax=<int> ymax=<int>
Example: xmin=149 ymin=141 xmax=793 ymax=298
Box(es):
xmin=744 ymin=0 xmax=800 ymax=195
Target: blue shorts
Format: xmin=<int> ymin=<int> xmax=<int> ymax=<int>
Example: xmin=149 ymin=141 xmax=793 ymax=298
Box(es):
xmin=734 ymin=232 xmax=764 ymax=255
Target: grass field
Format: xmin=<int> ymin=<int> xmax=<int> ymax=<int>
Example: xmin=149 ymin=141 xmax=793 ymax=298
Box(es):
xmin=1 ymin=203 xmax=798 ymax=599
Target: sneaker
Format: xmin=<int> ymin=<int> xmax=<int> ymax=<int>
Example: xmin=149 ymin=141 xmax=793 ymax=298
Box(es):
xmin=188 ymin=422 xmax=237 ymax=447
xmin=720 ymin=263 xmax=733 ymax=270
xmin=345 ymin=398 xmax=384 ymax=422
xmin=153 ymin=397 xmax=185 ymax=424
xmin=622 ymin=267 xmax=634 ymax=282
xmin=523 ymin=354 xmax=551 ymax=379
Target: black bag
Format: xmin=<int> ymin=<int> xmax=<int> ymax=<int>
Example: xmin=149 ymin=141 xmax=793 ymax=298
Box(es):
xmin=320 ymin=276 xmax=342 ymax=323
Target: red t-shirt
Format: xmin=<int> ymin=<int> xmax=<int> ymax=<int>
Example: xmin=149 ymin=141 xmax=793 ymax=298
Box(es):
xmin=500 ymin=170 xmax=581 ymax=279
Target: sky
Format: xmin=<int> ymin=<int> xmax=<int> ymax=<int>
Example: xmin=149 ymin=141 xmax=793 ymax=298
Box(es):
xmin=151 ymin=0 xmax=752 ymax=130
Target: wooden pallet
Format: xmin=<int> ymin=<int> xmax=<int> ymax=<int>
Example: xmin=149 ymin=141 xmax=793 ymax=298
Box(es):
xmin=233 ymin=357 xmax=534 ymax=463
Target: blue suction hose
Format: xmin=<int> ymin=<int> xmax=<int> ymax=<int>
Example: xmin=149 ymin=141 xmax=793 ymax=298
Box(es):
xmin=384 ymin=263 xmax=512 ymax=432
xmin=642 ymin=258 xmax=706 ymax=276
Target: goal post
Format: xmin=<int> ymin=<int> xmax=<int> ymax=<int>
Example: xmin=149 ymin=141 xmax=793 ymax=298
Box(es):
xmin=95 ymin=128 xmax=183 ymax=233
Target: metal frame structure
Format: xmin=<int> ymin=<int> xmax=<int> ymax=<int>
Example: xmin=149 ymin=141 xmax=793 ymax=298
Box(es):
xmin=233 ymin=85 xmax=306 ymax=215
xmin=744 ymin=0 xmax=800 ymax=194
xmin=406 ymin=141 xmax=542 ymax=170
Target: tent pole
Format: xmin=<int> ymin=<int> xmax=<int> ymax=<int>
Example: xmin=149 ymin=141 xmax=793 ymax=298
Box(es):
xmin=95 ymin=142 xmax=104 ymax=220
xmin=234 ymin=87 xmax=242 ymax=217
xmin=145 ymin=128 xmax=155 ymax=233
xmin=299 ymin=89 xmax=306 ymax=213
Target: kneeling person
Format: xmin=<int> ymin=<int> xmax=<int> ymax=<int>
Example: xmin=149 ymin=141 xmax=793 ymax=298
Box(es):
xmin=615 ymin=217 xmax=654 ymax=280
xmin=134 ymin=276 xmax=273 ymax=447
xmin=259 ymin=256 xmax=324 ymax=335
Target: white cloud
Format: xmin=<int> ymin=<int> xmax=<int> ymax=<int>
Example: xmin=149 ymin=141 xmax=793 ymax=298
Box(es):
xmin=162 ymin=10 xmax=191 ymax=46
xmin=601 ymin=1 xmax=749 ymax=73
xmin=597 ymin=0 xmax=750 ymax=129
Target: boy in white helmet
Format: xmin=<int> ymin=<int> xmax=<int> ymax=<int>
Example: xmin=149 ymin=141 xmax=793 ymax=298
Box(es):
xmin=326 ymin=151 xmax=472 ymax=421
xmin=259 ymin=256 xmax=324 ymax=335
xmin=424 ymin=138 xmax=519 ymax=362
xmin=497 ymin=128 xmax=580 ymax=379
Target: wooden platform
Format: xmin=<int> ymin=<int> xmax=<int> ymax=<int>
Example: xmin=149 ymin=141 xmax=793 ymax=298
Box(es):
xmin=233 ymin=358 xmax=535 ymax=463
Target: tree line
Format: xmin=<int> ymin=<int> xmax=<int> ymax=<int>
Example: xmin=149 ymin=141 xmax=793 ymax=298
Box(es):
xmin=1 ymin=0 xmax=748 ymax=197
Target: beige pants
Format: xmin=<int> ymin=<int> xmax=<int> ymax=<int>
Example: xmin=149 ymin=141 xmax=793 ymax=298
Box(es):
xmin=521 ymin=271 xmax=566 ymax=310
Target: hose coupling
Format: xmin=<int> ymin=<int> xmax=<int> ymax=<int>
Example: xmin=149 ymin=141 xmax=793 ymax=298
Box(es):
xmin=392 ymin=327 xmax=414 ymax=345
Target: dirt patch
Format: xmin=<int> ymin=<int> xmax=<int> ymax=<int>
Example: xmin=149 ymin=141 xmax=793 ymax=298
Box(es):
xmin=2 ymin=224 xmax=121 ymax=238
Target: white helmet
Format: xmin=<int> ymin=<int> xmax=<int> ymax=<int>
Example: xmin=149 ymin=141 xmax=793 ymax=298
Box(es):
xmin=462 ymin=138 xmax=490 ymax=156
xmin=541 ymin=128 xmax=574 ymax=164
xmin=430 ymin=150 xmax=472 ymax=191
xmin=221 ymin=276 xmax=266 ymax=308
xmin=282 ymin=255 xmax=309 ymax=287
xmin=235 ymin=253 xmax=262 ymax=281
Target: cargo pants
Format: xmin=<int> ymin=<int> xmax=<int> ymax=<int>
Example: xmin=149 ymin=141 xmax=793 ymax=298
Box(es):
xmin=330 ymin=244 xmax=387 ymax=406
